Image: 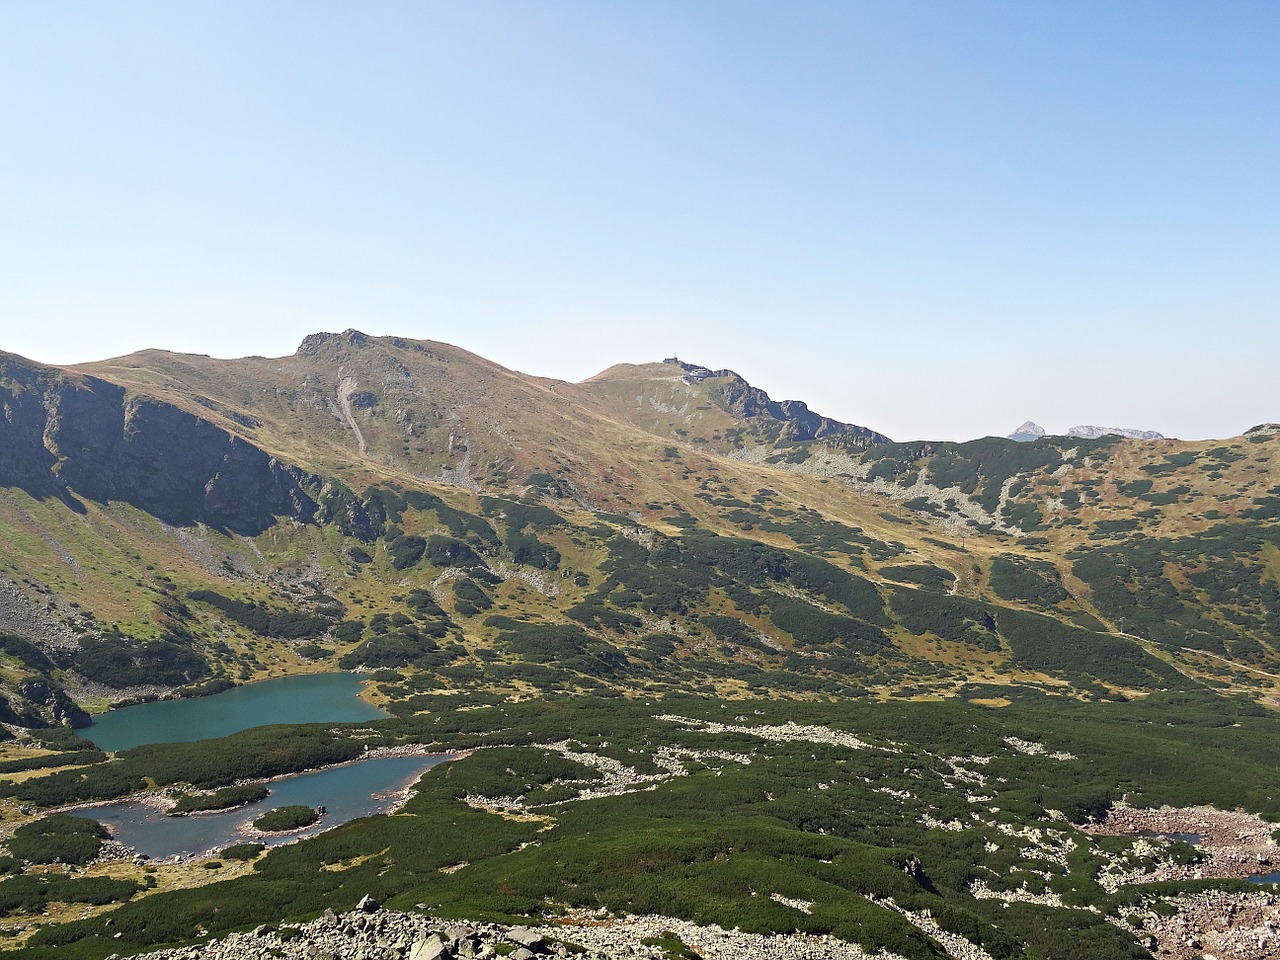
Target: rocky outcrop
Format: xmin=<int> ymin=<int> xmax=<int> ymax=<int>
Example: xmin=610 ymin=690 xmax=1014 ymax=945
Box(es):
xmin=126 ymin=903 xmax=894 ymax=960
xmin=297 ymin=329 xmax=373 ymax=356
xmin=0 ymin=352 xmax=316 ymax=535
xmin=663 ymin=359 xmax=891 ymax=448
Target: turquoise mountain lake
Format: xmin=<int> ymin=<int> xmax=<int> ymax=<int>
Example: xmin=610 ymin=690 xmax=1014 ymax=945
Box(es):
xmin=78 ymin=674 xmax=447 ymax=858
xmin=84 ymin=673 xmax=389 ymax=751
xmin=91 ymin=754 xmax=449 ymax=859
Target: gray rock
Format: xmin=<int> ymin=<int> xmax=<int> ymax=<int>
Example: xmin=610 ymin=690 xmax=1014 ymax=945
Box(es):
xmin=507 ymin=928 xmax=544 ymax=948
xmin=408 ymin=933 xmax=450 ymax=960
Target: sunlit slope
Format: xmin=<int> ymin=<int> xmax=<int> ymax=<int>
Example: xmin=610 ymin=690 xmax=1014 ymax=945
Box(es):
xmin=579 ymin=358 xmax=890 ymax=457
xmin=0 ymin=330 xmax=1267 ymax=719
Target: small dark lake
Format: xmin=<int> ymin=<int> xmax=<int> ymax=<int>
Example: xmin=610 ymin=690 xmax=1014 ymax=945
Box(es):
xmin=1136 ymin=830 xmax=1203 ymax=845
xmin=84 ymin=673 xmax=389 ymax=751
xmin=90 ymin=754 xmax=449 ymax=859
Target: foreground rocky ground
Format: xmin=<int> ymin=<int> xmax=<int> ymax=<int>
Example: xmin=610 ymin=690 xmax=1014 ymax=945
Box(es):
xmin=1120 ymin=890 xmax=1280 ymax=960
xmin=117 ymin=900 xmax=897 ymax=960
xmin=1087 ymin=804 xmax=1280 ymax=959
xmin=1085 ymin=803 xmax=1278 ymax=884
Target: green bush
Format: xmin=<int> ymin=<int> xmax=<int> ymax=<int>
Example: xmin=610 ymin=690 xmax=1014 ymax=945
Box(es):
xmin=387 ymin=535 xmax=427 ymax=569
xmin=253 ymin=805 xmax=321 ymax=833
xmin=75 ymin=631 xmax=209 ymax=688
xmin=221 ymin=843 xmax=266 ymax=861
xmin=878 ymin=564 xmax=956 ymax=591
xmin=9 ymin=814 xmax=108 ymax=865
xmin=0 ymin=873 xmax=138 ymax=917
xmin=989 ymin=555 xmax=1069 ymax=607
xmin=170 ymin=784 xmax=269 ymax=814
xmin=188 ymin=590 xmax=335 ymax=638
xmin=453 ymin=578 xmax=493 ymax=615
xmin=425 ymin=535 xmax=480 ymax=568
xmin=766 ymin=596 xmax=888 ymax=654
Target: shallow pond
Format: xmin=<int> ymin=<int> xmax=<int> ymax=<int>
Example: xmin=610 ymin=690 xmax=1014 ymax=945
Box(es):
xmin=84 ymin=673 xmax=389 ymax=752
xmin=1136 ymin=830 xmax=1203 ymax=845
xmin=90 ymin=754 xmax=448 ymax=860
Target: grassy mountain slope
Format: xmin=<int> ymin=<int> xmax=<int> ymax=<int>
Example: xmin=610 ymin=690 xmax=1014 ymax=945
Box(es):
xmin=3 ymin=332 xmax=1280 ymax=959
xmin=0 ymin=330 xmax=1270 ymax=722
xmin=578 ymin=357 xmax=890 ymax=457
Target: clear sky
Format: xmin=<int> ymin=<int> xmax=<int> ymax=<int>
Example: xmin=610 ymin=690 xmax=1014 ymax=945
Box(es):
xmin=1 ymin=2 xmax=1276 ymax=442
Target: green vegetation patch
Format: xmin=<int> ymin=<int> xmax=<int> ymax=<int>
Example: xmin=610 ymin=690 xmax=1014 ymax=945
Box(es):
xmin=889 ymin=589 xmax=1001 ymax=652
xmin=221 ymin=842 xmax=266 ymax=861
xmin=878 ymin=564 xmax=956 ymax=591
xmin=387 ymin=534 xmax=427 ymax=569
xmin=75 ymin=630 xmax=209 ymax=688
xmin=997 ymin=608 xmax=1183 ymax=690
xmin=0 ymin=749 xmax=106 ymax=775
xmin=0 ymin=726 xmax=362 ymax=807
xmin=30 ymin=691 xmax=1280 ymax=960
xmin=188 ymin=590 xmax=337 ymax=638
xmin=0 ymin=874 xmax=139 ymax=917
xmin=989 ymin=555 xmax=1070 ymax=608
xmin=170 ymin=784 xmax=270 ymax=815
xmin=8 ymin=814 xmax=109 ymax=866
xmin=253 ymin=805 xmax=321 ymax=833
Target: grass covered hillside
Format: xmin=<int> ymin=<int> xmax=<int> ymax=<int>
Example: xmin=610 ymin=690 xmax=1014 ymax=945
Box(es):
xmin=0 ymin=332 xmax=1278 ymax=958
xmin=0 ymin=332 xmax=1277 ymax=716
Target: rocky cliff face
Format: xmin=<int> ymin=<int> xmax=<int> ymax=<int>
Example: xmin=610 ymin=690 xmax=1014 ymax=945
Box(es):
xmin=666 ymin=359 xmax=891 ymax=448
xmin=0 ymin=352 xmax=316 ymax=535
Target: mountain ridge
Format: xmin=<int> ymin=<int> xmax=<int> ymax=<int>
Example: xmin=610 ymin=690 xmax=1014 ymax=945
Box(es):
xmin=0 ymin=329 xmax=1271 ymax=716
xmin=2 ymin=330 xmax=1280 ymax=959
xmin=1007 ymin=420 xmax=1167 ymax=442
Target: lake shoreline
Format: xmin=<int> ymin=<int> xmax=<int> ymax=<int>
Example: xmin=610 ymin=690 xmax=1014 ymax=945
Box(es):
xmin=57 ymin=745 xmax=467 ymax=863
xmin=83 ymin=672 xmax=390 ymax=753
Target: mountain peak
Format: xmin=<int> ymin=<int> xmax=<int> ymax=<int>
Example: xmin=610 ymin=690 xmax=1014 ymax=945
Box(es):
xmin=1067 ymin=424 xmax=1165 ymax=441
xmin=1008 ymin=421 xmax=1166 ymax=442
xmin=661 ymin=357 xmax=739 ymax=382
xmin=297 ymin=329 xmax=373 ymax=355
xmin=584 ymin=357 xmax=890 ymax=452
xmin=1008 ymin=421 xmax=1047 ymax=442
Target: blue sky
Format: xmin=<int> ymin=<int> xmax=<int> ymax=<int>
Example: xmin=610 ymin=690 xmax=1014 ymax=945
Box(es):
xmin=1 ymin=2 xmax=1275 ymax=441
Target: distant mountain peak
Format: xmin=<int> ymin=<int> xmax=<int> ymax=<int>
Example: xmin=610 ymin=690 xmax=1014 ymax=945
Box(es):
xmin=1008 ymin=421 xmax=1165 ymax=442
xmin=1008 ymin=421 xmax=1047 ymax=442
xmin=1067 ymin=425 xmax=1165 ymax=441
